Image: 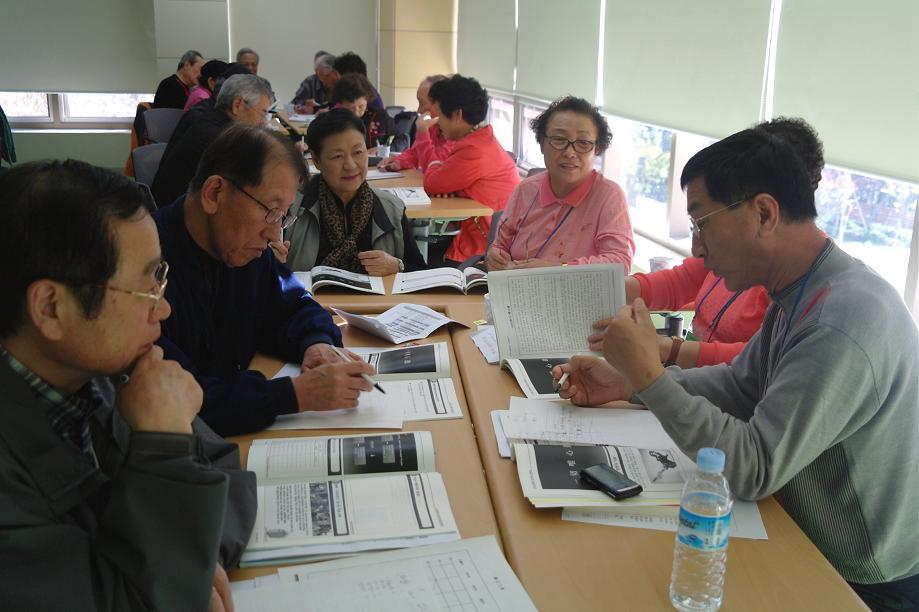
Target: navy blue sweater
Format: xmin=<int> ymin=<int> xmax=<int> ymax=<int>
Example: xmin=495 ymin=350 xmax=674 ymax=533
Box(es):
xmin=154 ymin=197 xmax=342 ymax=436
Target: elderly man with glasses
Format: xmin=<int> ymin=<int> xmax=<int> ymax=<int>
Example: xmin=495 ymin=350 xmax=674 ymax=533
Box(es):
xmin=555 ymin=128 xmax=919 ymax=610
xmin=153 ymin=123 xmax=375 ymax=437
xmin=0 ymin=159 xmax=256 ymax=610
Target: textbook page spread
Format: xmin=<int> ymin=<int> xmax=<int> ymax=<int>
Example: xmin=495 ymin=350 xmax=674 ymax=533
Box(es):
xmin=294 ymin=266 xmax=385 ymax=295
xmin=241 ymin=472 xmax=458 ymax=565
xmin=501 ymin=356 xmax=570 ymax=399
xmin=232 ymin=536 xmax=537 ymax=612
xmin=378 ymin=186 xmax=432 ymax=205
xmin=331 ymin=304 xmax=466 ymax=344
xmin=392 ymin=267 xmax=488 ymax=294
xmin=247 ymin=432 xmax=436 ymax=485
xmin=350 ymin=343 xmax=451 ymax=380
xmin=514 ymin=442 xmax=689 ymax=508
xmin=488 ymin=264 xmax=625 ymax=361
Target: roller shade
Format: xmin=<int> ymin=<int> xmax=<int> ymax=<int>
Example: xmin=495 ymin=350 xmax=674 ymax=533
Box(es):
xmin=457 ymin=0 xmax=516 ymax=91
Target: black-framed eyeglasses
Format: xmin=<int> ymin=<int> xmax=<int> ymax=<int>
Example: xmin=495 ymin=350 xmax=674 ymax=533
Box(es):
xmin=220 ymin=175 xmax=297 ymax=229
xmin=688 ymin=197 xmax=750 ymax=238
xmin=545 ymin=136 xmax=596 ymax=154
xmin=106 ymin=261 xmax=169 ymax=313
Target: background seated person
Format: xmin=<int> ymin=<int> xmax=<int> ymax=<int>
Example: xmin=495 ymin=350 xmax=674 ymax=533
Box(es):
xmin=587 ymin=117 xmax=825 ymax=369
xmin=330 ymin=74 xmax=395 ymax=150
xmin=236 ymin=47 xmax=259 ymax=74
xmin=153 ymin=49 xmax=203 ymax=109
xmin=378 ymin=74 xmax=453 ymax=172
xmin=183 ymin=59 xmax=228 ymax=111
xmin=0 ymin=160 xmax=255 ymax=610
xmin=285 ymin=109 xmax=425 ymax=275
xmin=292 ymin=51 xmax=335 ymax=113
xmin=331 ymin=51 xmax=384 ymax=109
xmin=152 ymin=73 xmax=273 ymax=207
xmin=154 ymin=124 xmax=375 ymax=436
xmin=487 ymin=95 xmax=634 ymax=271
xmin=422 ymin=74 xmax=520 ymax=264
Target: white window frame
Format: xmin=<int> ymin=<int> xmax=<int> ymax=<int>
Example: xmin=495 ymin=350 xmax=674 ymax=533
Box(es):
xmin=4 ymin=93 xmax=138 ymax=130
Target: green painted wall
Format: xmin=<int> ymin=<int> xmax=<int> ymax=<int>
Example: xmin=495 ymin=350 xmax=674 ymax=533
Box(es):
xmin=11 ymin=130 xmax=131 ymax=172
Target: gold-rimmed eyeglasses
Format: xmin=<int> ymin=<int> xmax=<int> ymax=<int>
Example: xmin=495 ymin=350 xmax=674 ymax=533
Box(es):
xmin=106 ymin=261 xmax=169 ymax=313
xmin=221 ymin=175 xmax=298 ymax=229
xmin=688 ymin=197 xmax=750 ymax=238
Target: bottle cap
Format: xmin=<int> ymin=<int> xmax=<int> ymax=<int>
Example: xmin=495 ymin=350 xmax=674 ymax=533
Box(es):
xmin=697 ymin=447 xmax=725 ymax=473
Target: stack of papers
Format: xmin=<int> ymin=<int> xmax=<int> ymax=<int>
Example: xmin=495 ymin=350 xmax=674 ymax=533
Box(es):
xmin=240 ymin=432 xmax=460 ymax=566
xmin=232 ymin=536 xmax=537 ymax=611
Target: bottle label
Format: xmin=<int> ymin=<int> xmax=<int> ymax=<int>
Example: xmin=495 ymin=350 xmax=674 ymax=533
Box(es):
xmin=677 ymin=507 xmax=731 ymax=551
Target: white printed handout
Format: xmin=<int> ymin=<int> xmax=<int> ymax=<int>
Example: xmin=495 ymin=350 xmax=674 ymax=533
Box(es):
xmin=349 ymin=343 xmax=451 ymax=380
xmin=232 ymin=536 xmax=537 ymax=611
xmin=332 ymin=304 xmax=467 ymax=344
xmin=366 ymin=168 xmax=404 ymax=180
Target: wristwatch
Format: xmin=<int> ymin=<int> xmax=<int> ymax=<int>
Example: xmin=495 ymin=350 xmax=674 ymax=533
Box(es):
xmin=664 ymin=337 xmax=684 ymax=367
xmin=397 ymin=259 xmax=405 ymax=272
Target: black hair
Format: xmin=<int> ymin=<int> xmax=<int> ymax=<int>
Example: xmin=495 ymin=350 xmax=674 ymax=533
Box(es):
xmin=330 ymin=74 xmax=374 ymax=106
xmin=529 ymin=96 xmax=613 ymax=154
xmin=427 ymin=74 xmax=488 ymax=126
xmin=306 ymin=108 xmax=366 ymax=158
xmin=754 ymin=117 xmax=825 ymax=190
xmin=332 ymin=52 xmax=368 ymax=76
xmin=189 ymin=124 xmax=306 ymax=194
xmin=198 ymin=59 xmax=229 ymax=90
xmin=212 ymin=62 xmax=257 ymax=98
xmin=680 ymin=128 xmax=816 ymax=221
xmin=0 ymin=160 xmax=155 ymax=337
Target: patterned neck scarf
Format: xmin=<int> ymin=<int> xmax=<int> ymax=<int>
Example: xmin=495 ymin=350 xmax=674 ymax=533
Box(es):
xmin=317 ymin=176 xmax=375 ymax=272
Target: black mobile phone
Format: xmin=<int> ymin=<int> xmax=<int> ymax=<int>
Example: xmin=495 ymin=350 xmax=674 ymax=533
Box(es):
xmin=580 ymin=464 xmax=643 ymax=500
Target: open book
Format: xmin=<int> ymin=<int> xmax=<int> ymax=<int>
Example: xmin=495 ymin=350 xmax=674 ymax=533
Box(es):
xmin=378 ymin=186 xmax=431 ymax=206
xmin=241 ymin=432 xmax=459 ymax=566
xmin=501 ymin=356 xmax=570 ymax=399
xmin=350 ymin=343 xmax=450 ymax=381
xmin=488 ymin=264 xmax=625 ymax=362
xmin=294 ymin=266 xmax=385 ymax=295
xmin=392 ymin=267 xmax=488 ymax=294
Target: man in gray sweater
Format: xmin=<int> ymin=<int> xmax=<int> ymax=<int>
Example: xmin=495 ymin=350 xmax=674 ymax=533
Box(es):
xmin=555 ymin=128 xmax=918 ymax=610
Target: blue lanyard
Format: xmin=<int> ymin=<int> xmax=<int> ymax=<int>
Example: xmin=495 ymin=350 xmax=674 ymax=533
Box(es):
xmin=507 ymin=191 xmax=576 ymax=260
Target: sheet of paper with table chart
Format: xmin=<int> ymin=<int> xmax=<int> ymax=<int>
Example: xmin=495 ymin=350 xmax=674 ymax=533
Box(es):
xmin=231 ymin=536 xmax=537 ymax=611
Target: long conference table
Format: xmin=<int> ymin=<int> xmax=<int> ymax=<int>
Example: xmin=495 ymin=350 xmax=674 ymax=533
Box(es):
xmin=228 ymin=277 xmax=867 ymax=611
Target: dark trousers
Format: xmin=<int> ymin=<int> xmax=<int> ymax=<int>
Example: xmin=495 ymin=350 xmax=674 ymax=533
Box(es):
xmin=849 ymin=572 xmax=919 ymax=611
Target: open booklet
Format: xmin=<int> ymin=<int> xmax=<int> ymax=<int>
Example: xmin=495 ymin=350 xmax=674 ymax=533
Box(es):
xmin=488 ymin=264 xmax=625 ymax=361
xmin=231 ymin=536 xmax=537 ymax=612
xmin=294 ymin=266 xmax=385 ymax=295
xmin=514 ymin=442 xmax=691 ymax=508
xmin=501 ymin=356 xmax=570 ymax=399
xmin=391 ymin=267 xmax=487 ymax=294
xmin=349 ymin=342 xmax=451 ymax=381
xmin=378 ymin=186 xmax=431 ymax=206
xmin=331 ymin=303 xmax=467 ymax=344
xmin=243 ymin=435 xmax=455 ymax=567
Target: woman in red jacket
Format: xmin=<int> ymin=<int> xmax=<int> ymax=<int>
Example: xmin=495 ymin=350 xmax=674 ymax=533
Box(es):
xmin=423 ymin=75 xmax=520 ymax=263
xmin=589 ymin=117 xmax=825 ymax=368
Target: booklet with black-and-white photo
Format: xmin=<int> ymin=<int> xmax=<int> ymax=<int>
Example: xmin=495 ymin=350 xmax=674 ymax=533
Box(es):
xmin=501 ymin=356 xmax=570 ymax=399
xmin=294 ymin=266 xmax=385 ymax=295
xmin=349 ymin=343 xmax=450 ymax=381
xmin=391 ymin=267 xmax=488 ymax=294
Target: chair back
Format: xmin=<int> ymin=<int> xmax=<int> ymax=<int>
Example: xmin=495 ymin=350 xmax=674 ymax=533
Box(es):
xmin=486 ymin=209 xmax=503 ymax=252
xmin=385 ymin=105 xmax=405 ymax=118
xmin=132 ymin=143 xmax=168 ymax=192
xmin=143 ymin=108 xmax=184 ymax=143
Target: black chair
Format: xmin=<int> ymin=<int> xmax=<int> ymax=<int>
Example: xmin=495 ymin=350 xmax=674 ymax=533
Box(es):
xmin=385 ymin=105 xmax=405 ymax=118
xmin=458 ymin=209 xmax=503 ymax=270
xmin=392 ymin=111 xmax=417 ymax=152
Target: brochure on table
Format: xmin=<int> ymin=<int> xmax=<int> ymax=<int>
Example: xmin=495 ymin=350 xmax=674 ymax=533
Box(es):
xmin=392 ymin=267 xmax=488 ymax=294
xmin=331 ymin=304 xmax=467 ymax=344
xmin=294 ymin=266 xmax=385 ymax=295
xmin=378 ymin=186 xmax=431 ymax=205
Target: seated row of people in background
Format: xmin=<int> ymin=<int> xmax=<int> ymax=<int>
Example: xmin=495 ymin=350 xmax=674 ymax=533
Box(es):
xmin=0 ymin=160 xmax=256 ymax=609
xmin=236 ymin=47 xmax=259 ymax=75
xmin=151 ymin=73 xmax=274 ymax=207
xmin=183 ymin=59 xmax=227 ymax=111
xmin=330 ymin=74 xmax=395 ymax=149
xmin=292 ymin=50 xmax=336 ymax=111
xmin=284 ymin=110 xmax=425 ymax=275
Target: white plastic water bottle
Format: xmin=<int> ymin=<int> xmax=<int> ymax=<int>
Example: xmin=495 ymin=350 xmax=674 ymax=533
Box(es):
xmin=669 ymin=447 xmax=733 ymax=611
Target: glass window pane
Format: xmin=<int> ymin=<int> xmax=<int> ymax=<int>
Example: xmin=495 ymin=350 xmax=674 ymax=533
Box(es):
xmin=0 ymin=92 xmax=50 ymax=118
xmin=520 ymin=104 xmax=544 ymax=168
xmin=488 ymin=97 xmax=515 ymax=153
xmin=63 ymin=93 xmax=153 ymax=119
xmin=816 ymin=168 xmax=918 ymax=292
xmin=614 ymin=118 xmax=676 ymax=238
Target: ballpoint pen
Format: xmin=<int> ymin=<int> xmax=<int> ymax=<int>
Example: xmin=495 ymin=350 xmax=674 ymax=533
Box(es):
xmin=554 ymin=371 xmax=569 ymax=393
xmin=329 ymin=345 xmax=386 ymax=394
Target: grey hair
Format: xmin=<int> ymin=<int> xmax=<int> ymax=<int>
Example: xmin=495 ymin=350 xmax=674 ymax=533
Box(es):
xmin=236 ymin=47 xmax=259 ymax=62
xmin=215 ymin=74 xmax=275 ymax=111
xmin=316 ymin=53 xmax=336 ymax=71
xmin=177 ymin=50 xmax=203 ymax=70
xmin=314 ymin=49 xmax=330 ymax=61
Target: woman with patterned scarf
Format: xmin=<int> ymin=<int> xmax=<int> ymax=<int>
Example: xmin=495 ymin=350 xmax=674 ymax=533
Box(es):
xmin=285 ymin=109 xmax=426 ymax=275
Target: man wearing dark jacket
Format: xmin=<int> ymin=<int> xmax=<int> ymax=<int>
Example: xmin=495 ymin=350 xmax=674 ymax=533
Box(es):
xmin=0 ymin=160 xmax=255 ymax=610
xmin=152 ymin=49 xmax=203 ymax=109
xmin=151 ymin=73 xmax=273 ymax=207
xmin=154 ymin=124 xmax=375 ymax=436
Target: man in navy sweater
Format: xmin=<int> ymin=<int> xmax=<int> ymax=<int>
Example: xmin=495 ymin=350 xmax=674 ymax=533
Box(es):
xmin=154 ymin=124 xmax=374 ymax=436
